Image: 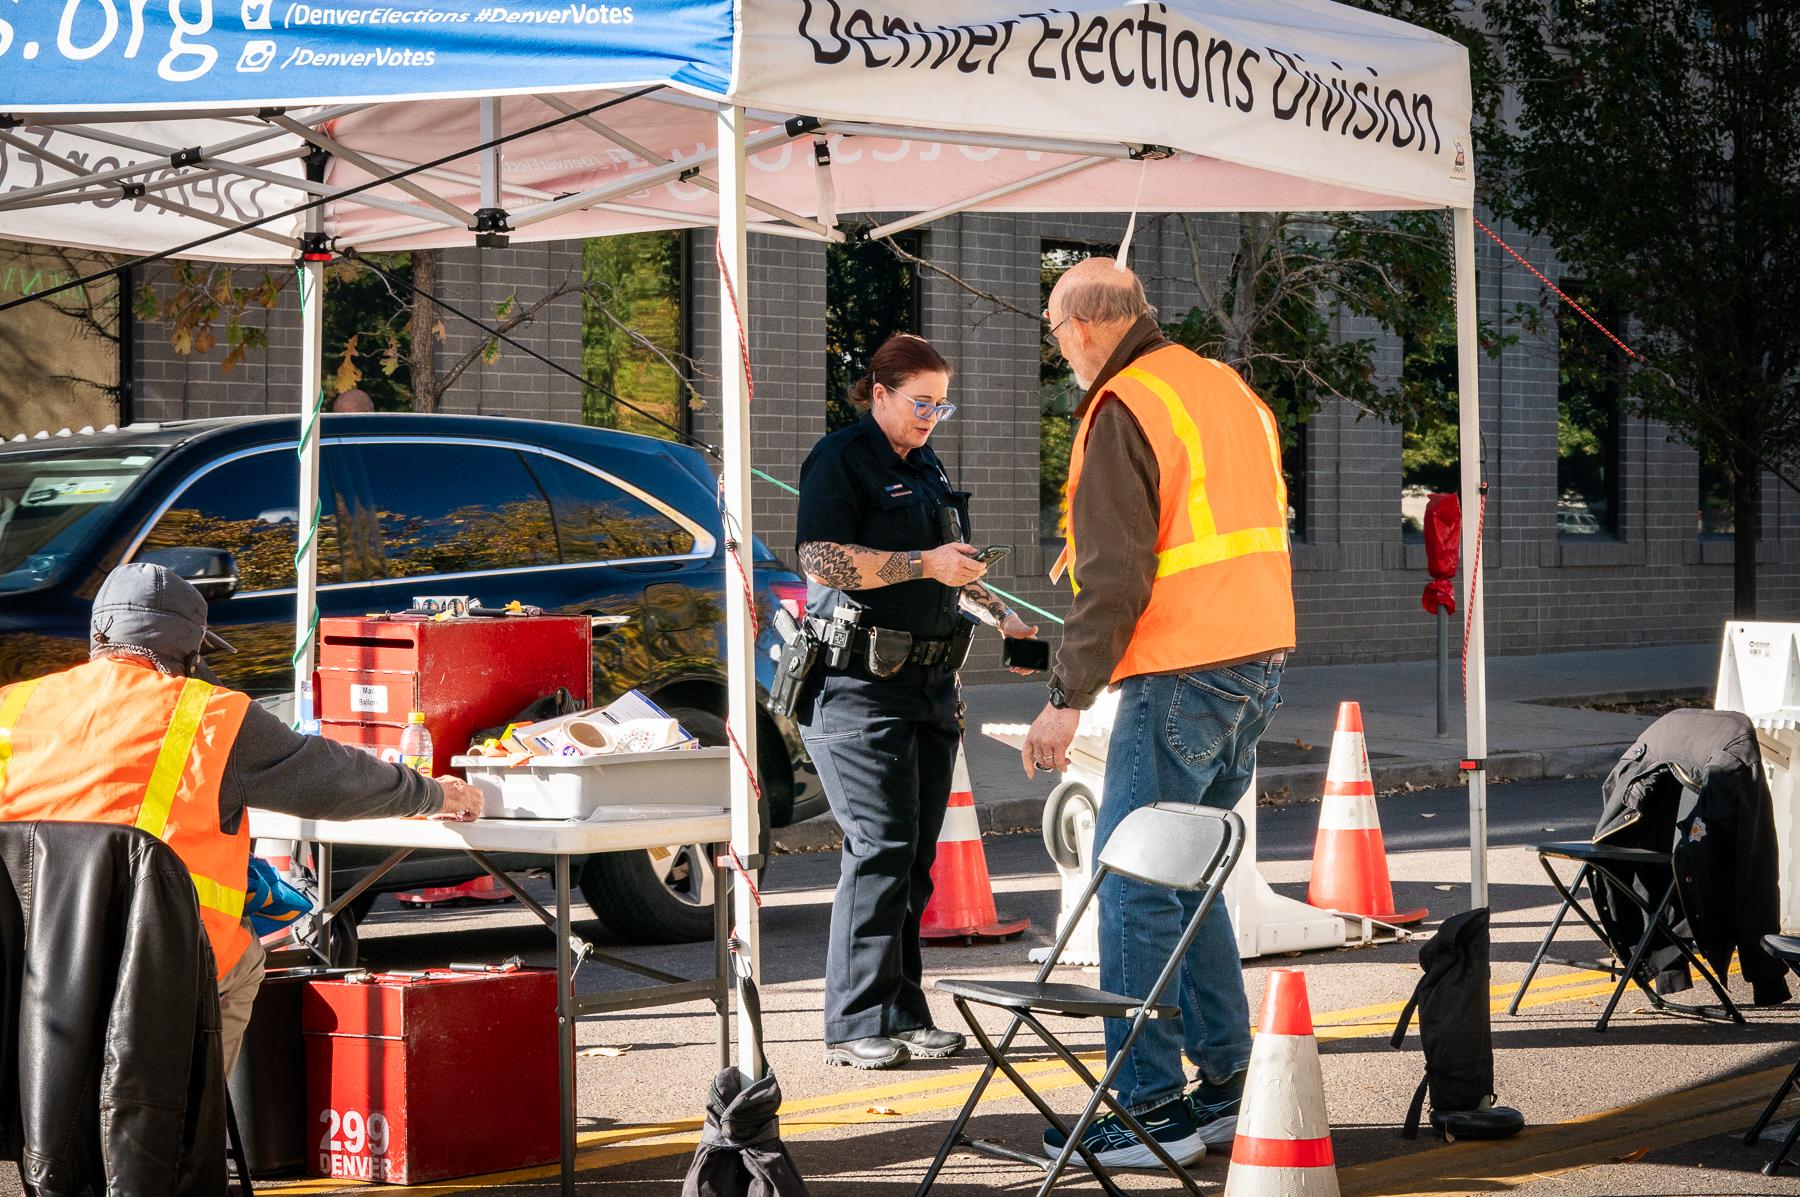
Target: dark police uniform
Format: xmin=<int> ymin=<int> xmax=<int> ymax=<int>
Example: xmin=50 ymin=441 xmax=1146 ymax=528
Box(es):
xmin=796 ymin=412 xmax=971 ymax=1046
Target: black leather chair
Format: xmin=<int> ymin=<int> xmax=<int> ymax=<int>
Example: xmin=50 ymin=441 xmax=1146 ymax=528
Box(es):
xmin=0 ymin=821 xmax=243 ymax=1196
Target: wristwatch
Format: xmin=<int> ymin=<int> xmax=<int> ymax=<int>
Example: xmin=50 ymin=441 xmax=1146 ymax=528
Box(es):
xmin=1048 ymin=683 xmax=1071 ymax=710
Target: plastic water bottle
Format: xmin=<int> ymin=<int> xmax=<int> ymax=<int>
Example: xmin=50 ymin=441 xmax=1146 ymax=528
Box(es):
xmin=398 ymin=711 xmax=433 ymax=774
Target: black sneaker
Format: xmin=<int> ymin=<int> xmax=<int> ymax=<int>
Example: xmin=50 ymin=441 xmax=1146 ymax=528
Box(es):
xmin=1184 ymin=1074 xmax=1244 ymax=1148
xmin=1041 ymin=1097 xmax=1204 ymax=1169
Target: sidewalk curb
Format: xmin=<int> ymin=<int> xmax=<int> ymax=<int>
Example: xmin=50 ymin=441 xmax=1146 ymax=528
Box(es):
xmin=770 ymin=741 xmax=1632 ymax=855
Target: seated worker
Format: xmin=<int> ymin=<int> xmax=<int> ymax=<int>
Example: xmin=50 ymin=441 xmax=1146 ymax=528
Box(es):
xmin=0 ymin=563 xmax=484 ymax=1073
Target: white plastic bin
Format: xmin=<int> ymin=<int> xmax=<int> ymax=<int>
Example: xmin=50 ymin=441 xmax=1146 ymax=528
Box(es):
xmin=1715 ymin=621 xmax=1800 ymax=934
xmin=452 ymin=747 xmax=730 ymax=820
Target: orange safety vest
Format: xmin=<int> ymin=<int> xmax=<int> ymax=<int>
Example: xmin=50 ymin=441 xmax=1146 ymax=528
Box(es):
xmin=0 ymin=658 xmax=253 ymax=976
xmin=1058 ymin=344 xmax=1296 ymax=682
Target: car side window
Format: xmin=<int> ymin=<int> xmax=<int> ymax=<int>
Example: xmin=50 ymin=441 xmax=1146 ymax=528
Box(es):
xmin=138 ymin=450 xmax=344 ymax=592
xmin=526 ymin=454 xmax=698 ymax=563
xmin=337 ymin=443 xmax=559 ymax=580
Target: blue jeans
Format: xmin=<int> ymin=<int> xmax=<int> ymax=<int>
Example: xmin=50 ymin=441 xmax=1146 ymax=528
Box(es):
xmin=1096 ymin=660 xmax=1283 ymax=1114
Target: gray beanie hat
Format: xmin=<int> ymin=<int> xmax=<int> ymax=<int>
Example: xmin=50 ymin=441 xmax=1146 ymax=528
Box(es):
xmin=90 ymin=563 xmax=234 ymax=665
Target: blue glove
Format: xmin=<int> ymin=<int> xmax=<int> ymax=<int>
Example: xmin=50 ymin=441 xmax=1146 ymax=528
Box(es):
xmin=246 ymin=855 xmax=315 ymax=938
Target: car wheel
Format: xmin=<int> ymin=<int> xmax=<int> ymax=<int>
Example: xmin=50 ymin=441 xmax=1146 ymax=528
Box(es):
xmin=577 ymin=706 xmax=759 ymax=944
xmin=579 ymin=841 xmax=718 ymax=944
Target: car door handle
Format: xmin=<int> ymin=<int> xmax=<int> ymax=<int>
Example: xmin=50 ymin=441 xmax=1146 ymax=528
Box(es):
xmin=590 ymin=614 xmax=632 ymax=629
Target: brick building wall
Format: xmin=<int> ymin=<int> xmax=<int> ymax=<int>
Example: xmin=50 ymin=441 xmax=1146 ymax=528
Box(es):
xmin=129 ymin=212 xmax=1800 ymax=678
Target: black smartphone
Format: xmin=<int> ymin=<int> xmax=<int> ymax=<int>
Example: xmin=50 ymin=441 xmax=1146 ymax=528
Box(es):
xmin=975 ymin=544 xmax=1011 ymax=565
xmin=1001 ymin=637 xmax=1051 ymax=671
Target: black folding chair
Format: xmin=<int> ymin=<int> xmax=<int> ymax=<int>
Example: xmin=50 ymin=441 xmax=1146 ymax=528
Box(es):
xmin=913 ymin=802 xmax=1244 ymax=1197
xmin=1507 ymin=841 xmax=1742 ymax=1032
xmin=1745 ymin=934 xmax=1800 ymax=1175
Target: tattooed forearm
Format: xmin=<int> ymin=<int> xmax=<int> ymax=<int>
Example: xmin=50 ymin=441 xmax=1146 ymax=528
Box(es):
xmin=877 ymin=550 xmax=923 ymax=585
xmin=799 ymin=542 xmax=860 ymax=588
xmin=960 ymin=580 xmax=1012 ymax=625
xmin=800 ymin=541 xmax=923 ymax=590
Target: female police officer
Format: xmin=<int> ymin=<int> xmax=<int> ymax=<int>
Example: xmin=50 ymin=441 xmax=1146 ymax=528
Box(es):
xmin=796 ymin=333 xmax=1037 ymax=1070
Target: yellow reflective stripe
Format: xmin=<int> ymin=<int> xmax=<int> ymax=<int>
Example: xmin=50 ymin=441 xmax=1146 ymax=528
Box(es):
xmin=1113 ymin=365 xmax=1287 ymax=581
xmin=135 ymin=677 xmax=214 ymax=840
xmin=1117 ymin=366 xmax=1215 ymax=541
xmin=191 ymin=873 xmax=247 ymax=920
xmin=0 ymin=678 xmax=43 ymax=793
xmin=1155 ymin=525 xmax=1290 ymax=578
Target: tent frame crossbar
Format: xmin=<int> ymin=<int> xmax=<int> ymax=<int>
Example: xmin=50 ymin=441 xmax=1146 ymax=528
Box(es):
xmin=0 ymin=105 xmax=366 ymax=211
xmin=13 ymin=119 xmax=462 ymax=230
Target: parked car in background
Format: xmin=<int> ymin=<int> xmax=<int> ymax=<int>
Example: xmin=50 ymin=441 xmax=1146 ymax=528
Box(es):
xmin=0 ymin=414 xmax=822 ymax=951
xmin=1556 ymin=508 xmax=1602 ymax=536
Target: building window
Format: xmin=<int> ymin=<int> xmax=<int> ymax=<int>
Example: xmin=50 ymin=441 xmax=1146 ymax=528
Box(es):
xmin=1556 ymin=281 xmax=1620 ymax=538
xmin=1283 ymin=418 xmax=1309 ymax=540
xmin=583 ymin=231 xmax=688 ymax=441
xmin=1400 ymin=335 xmax=1459 ymax=540
xmin=0 ymin=245 xmax=127 ymax=436
xmin=1040 ymin=240 xmax=1117 ymax=548
xmin=1699 ymin=453 xmax=1734 ymax=537
xmin=825 ymin=232 xmax=922 ymax=432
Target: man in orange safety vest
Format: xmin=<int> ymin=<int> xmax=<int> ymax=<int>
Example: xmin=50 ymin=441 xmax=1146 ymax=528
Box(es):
xmin=1024 ymin=258 xmax=1295 ymax=1170
xmin=0 ymin=563 xmax=483 ymax=1073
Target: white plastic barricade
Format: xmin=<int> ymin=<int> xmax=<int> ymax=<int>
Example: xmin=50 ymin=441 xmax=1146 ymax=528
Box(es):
xmin=1715 ymin=621 xmax=1800 ymax=934
xmin=984 ymin=689 xmax=1346 ymax=964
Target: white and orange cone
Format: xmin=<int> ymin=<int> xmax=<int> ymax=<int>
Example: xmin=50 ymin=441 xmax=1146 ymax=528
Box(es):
xmin=1307 ymin=702 xmax=1427 ymax=925
xmin=920 ymin=743 xmax=1030 ymax=943
xmin=1224 ymin=968 xmax=1338 ymax=1197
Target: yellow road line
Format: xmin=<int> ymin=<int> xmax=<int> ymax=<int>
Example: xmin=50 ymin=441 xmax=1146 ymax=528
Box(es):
xmin=262 ymin=963 xmax=1647 ymax=1195
xmin=1339 ymin=1063 xmax=1797 ymax=1196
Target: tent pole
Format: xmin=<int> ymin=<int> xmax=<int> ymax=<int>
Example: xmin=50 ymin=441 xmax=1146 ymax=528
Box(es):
xmin=293 ymin=250 xmax=324 ymax=720
xmin=716 ymin=101 xmax=764 ymax=1082
xmin=1453 ymin=205 xmax=1488 ymax=908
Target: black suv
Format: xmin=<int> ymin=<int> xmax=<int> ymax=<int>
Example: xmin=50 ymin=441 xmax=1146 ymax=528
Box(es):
xmin=0 ymin=414 xmax=822 ymax=945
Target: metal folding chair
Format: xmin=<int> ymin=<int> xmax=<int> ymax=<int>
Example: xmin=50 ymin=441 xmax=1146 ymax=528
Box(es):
xmin=1507 ymin=841 xmax=1742 ymax=1032
xmin=1745 ymin=934 xmax=1800 ymax=1174
xmin=913 ymin=802 xmax=1244 ymax=1197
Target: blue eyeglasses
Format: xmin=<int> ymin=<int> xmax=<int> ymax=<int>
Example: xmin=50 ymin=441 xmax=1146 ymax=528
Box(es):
xmin=891 ymin=390 xmax=957 ymax=422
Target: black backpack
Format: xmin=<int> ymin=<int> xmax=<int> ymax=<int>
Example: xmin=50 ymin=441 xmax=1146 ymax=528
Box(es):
xmin=1390 ymin=908 xmax=1524 ymax=1140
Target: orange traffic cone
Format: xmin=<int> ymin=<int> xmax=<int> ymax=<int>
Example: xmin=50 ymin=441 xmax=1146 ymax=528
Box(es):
xmin=1224 ymin=968 xmax=1338 ymax=1197
xmin=1307 ymin=702 xmax=1427 ymax=925
xmin=919 ymin=743 xmax=1030 ymax=943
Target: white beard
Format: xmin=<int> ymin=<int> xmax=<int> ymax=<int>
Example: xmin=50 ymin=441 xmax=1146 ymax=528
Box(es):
xmin=1072 ymin=369 xmax=1093 ymax=390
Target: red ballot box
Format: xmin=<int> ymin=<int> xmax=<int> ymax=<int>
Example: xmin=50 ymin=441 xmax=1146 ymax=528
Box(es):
xmin=303 ymin=969 xmax=559 ymax=1184
xmin=315 ymin=613 xmax=591 ymax=775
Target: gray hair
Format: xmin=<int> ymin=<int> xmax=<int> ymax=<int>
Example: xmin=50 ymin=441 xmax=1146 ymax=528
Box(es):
xmin=1058 ymin=258 xmax=1157 ymax=324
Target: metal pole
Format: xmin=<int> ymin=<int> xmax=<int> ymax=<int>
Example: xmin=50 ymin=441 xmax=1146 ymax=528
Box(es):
xmin=556 ymin=855 xmax=575 ymax=1197
xmin=715 ymin=103 xmax=765 ymax=1082
xmin=1453 ymin=206 xmax=1488 ymax=908
xmin=295 ymin=291 xmax=324 ymax=720
xmin=294 ymin=254 xmax=323 ymax=714
xmin=1436 ymin=610 xmax=1450 ymax=738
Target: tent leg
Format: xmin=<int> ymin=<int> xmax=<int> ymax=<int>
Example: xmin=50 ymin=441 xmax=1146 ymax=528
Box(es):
xmin=294 ymin=254 xmax=324 ymax=717
xmin=1453 ymin=206 xmax=1488 ymax=909
xmin=716 ymin=102 xmax=764 ymax=1083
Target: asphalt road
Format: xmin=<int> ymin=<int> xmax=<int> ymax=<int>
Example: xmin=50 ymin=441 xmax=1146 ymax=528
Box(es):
xmin=6 ymin=778 xmax=1798 ymax=1195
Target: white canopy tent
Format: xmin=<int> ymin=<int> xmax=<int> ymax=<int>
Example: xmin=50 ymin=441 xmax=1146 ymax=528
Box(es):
xmin=0 ymin=0 xmax=1485 ymax=1125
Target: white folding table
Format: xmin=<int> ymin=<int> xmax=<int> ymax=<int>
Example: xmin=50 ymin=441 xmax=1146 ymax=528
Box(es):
xmin=248 ymin=809 xmax=734 ymax=1195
